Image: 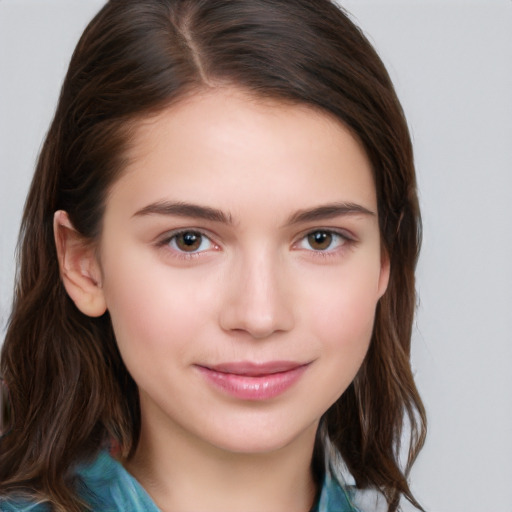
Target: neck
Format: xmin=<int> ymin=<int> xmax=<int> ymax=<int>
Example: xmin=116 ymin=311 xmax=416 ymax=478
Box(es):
xmin=125 ymin=405 xmax=319 ymax=512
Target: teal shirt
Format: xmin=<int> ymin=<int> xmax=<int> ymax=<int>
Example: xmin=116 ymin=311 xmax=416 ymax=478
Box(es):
xmin=0 ymin=451 xmax=360 ymax=512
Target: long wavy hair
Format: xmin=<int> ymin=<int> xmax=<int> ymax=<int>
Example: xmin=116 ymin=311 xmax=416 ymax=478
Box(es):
xmin=0 ymin=1 xmax=426 ymax=510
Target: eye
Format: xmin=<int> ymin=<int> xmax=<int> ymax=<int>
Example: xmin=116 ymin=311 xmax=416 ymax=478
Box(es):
xmin=297 ymin=230 xmax=347 ymax=252
xmin=167 ymin=231 xmax=213 ymax=253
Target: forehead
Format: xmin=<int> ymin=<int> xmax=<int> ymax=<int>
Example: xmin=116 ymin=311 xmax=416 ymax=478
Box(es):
xmin=106 ymin=87 xmax=376 ymax=218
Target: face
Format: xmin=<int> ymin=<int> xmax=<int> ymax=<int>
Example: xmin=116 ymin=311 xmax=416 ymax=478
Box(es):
xmin=95 ymin=88 xmax=389 ymax=455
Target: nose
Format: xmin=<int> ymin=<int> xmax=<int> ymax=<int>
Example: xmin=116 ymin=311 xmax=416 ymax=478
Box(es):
xmin=218 ymin=249 xmax=294 ymax=339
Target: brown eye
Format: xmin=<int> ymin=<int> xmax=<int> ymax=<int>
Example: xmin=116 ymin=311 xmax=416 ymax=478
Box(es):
xmin=299 ymin=230 xmax=347 ymax=252
xmin=307 ymin=231 xmax=333 ymax=250
xmin=170 ymin=231 xmax=212 ymax=253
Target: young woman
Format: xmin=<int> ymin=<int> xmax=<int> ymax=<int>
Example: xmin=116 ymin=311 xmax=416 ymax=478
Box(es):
xmin=0 ymin=1 xmax=426 ymax=511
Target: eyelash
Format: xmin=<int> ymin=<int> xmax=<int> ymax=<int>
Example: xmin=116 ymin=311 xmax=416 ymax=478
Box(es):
xmin=156 ymin=228 xmax=355 ymax=261
xmin=293 ymin=229 xmax=353 ymax=256
xmin=156 ymin=229 xmax=219 ymax=260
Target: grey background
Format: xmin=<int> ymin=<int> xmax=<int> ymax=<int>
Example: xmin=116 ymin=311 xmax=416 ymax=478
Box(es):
xmin=1 ymin=1 xmax=511 ymax=511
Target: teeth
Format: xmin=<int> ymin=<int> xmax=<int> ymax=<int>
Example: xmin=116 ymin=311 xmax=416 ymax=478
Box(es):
xmin=239 ymin=380 xmax=271 ymax=390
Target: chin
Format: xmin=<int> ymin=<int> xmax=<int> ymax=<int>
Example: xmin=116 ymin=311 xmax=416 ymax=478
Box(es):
xmin=200 ymin=418 xmax=319 ymax=456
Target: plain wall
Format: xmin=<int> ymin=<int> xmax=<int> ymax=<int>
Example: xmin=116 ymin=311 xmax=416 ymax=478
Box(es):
xmin=1 ymin=1 xmax=511 ymax=511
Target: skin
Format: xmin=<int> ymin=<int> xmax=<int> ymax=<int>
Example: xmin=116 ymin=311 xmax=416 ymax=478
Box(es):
xmin=55 ymin=88 xmax=389 ymax=512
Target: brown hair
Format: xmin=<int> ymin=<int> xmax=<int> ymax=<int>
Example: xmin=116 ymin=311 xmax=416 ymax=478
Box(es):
xmin=0 ymin=1 xmax=426 ymax=510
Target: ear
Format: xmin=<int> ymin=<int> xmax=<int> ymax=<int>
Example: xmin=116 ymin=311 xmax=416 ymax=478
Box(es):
xmin=54 ymin=210 xmax=107 ymax=317
xmin=377 ymin=248 xmax=391 ymax=299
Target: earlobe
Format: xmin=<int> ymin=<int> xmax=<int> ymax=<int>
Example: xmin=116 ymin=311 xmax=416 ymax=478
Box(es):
xmin=54 ymin=210 xmax=107 ymax=317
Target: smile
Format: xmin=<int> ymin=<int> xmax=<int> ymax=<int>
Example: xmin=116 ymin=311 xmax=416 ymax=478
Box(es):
xmin=195 ymin=361 xmax=310 ymax=401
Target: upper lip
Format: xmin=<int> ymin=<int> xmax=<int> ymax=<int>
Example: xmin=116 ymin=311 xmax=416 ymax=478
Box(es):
xmin=198 ymin=361 xmax=308 ymax=376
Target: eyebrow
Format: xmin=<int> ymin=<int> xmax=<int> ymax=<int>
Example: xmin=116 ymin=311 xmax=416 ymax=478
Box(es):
xmin=133 ymin=201 xmax=233 ymax=224
xmin=286 ymin=202 xmax=375 ymax=225
xmin=132 ymin=200 xmax=374 ymax=225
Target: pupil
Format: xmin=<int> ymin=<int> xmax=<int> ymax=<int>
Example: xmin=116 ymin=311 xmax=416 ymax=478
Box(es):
xmin=308 ymin=231 xmax=332 ymax=250
xmin=178 ymin=232 xmax=201 ymax=251
xmin=183 ymin=233 xmax=197 ymax=245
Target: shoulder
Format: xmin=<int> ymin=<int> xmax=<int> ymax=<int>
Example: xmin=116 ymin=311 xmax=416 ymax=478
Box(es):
xmin=318 ymin=465 xmax=388 ymax=512
xmin=0 ymin=451 xmax=160 ymax=512
xmin=0 ymin=497 xmax=50 ymax=512
xmin=317 ymin=439 xmax=389 ymax=512
xmin=75 ymin=451 xmax=160 ymax=512
xmin=314 ymin=467 xmax=362 ymax=512
xmin=318 ymin=467 xmax=388 ymax=512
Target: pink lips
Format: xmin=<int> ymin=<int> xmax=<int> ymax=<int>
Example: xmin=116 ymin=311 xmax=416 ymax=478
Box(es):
xmin=196 ymin=361 xmax=309 ymax=401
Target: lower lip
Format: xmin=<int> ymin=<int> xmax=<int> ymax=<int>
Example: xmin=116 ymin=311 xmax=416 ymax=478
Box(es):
xmin=196 ymin=365 xmax=309 ymax=401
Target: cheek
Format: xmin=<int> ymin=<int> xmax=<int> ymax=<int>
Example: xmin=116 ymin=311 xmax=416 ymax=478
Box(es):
xmin=308 ymin=261 xmax=382 ymax=345
xmin=312 ymin=290 xmax=376 ymax=371
xmin=304 ymin=263 xmax=382 ymax=400
xmin=101 ymin=254 xmax=213 ymax=371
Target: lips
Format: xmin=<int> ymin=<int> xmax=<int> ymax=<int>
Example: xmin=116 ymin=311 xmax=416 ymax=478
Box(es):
xmin=196 ymin=361 xmax=310 ymax=401
xmin=205 ymin=361 xmax=305 ymax=376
